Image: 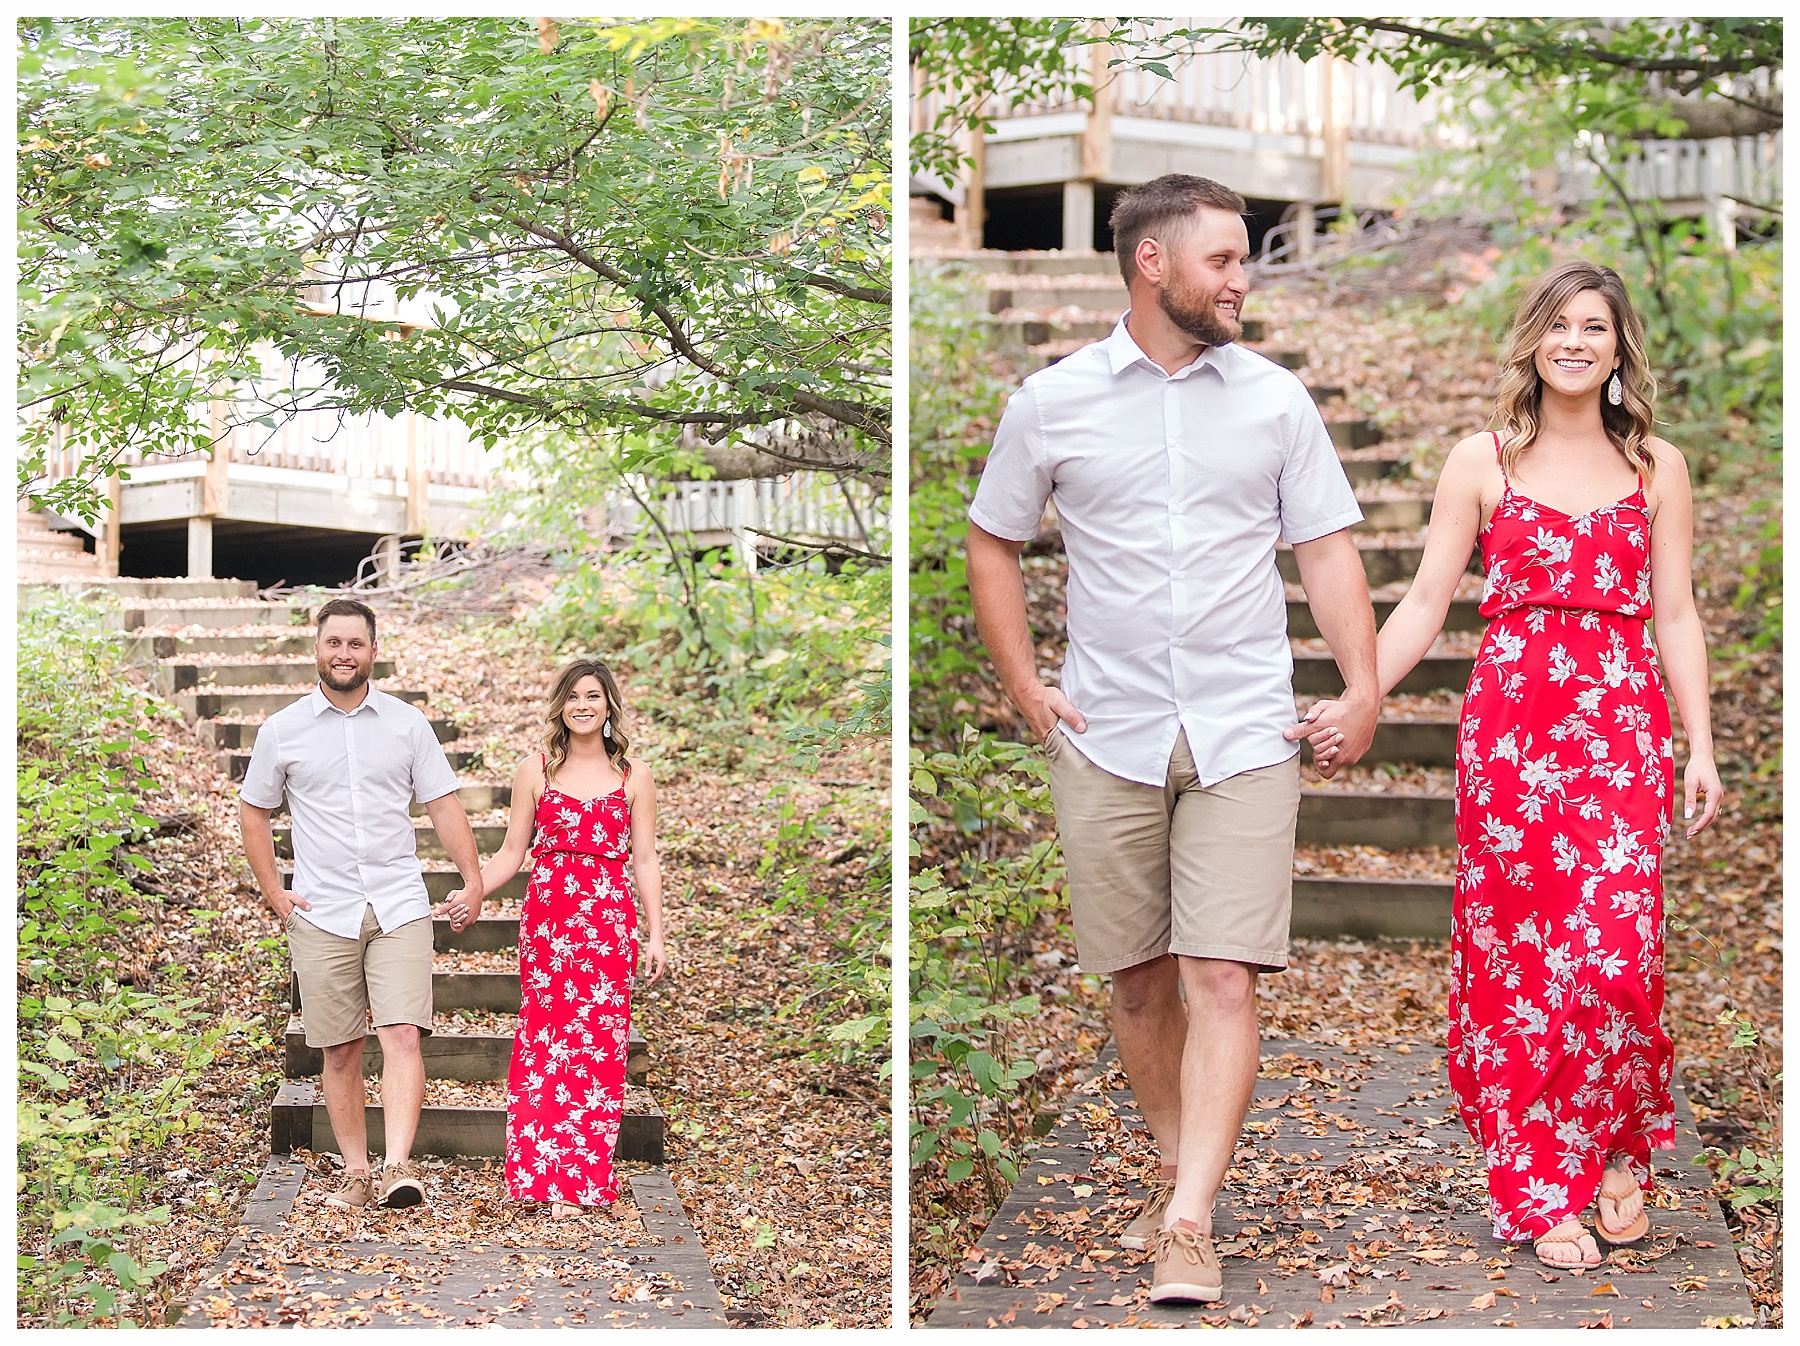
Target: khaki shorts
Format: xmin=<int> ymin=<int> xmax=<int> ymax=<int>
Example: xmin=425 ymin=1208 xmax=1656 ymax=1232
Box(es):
xmin=1045 ymin=728 xmax=1300 ymax=975
xmin=288 ymin=904 xmax=434 ymax=1048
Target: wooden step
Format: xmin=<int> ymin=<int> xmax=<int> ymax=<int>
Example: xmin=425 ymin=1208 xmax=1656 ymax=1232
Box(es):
xmin=985 ymin=275 xmax=1127 ymax=312
xmin=125 ymin=630 xmax=311 ymax=659
xmin=122 ymin=601 xmax=306 ymax=631
xmin=293 ymin=969 xmax=527 ymax=1014
xmin=155 ymin=658 xmax=395 ymax=695
xmin=1351 ymin=497 xmax=1430 ymax=532
xmin=1288 ymin=596 xmax=1483 ymax=636
xmin=1336 ymin=453 xmax=1407 ymax=488
xmin=230 ymin=747 xmax=481 ymax=781
xmin=1278 ymin=536 xmax=1479 ymax=587
xmin=272 ymin=823 xmax=505 ymax=861
xmin=269 ymin=1079 xmax=664 ymax=1162
xmin=17 ymin=527 xmax=88 ymax=553
xmin=1326 ymin=419 xmax=1381 ymax=450
xmin=282 ymin=1016 xmax=650 ymax=1084
xmin=1297 ymin=789 xmax=1453 ymax=848
xmin=277 ymin=866 xmax=529 ymax=913
xmin=1264 ymin=349 xmax=1306 ymax=371
xmin=198 ymin=712 xmax=457 ymax=748
xmin=1296 ymin=717 xmax=1457 ymax=767
xmin=178 ymin=686 xmax=428 ymax=721
xmin=1293 ymin=649 xmax=1474 ymax=695
xmin=1291 ymin=876 xmax=1451 ymax=939
xmin=56 ymin=577 xmax=259 ymax=600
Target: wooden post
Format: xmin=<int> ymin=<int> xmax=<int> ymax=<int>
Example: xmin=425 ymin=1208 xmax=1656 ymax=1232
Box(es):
xmin=1062 ymin=180 xmax=1096 ymax=253
xmin=101 ymin=471 xmax=122 ymax=578
xmin=1066 ymin=34 xmax=1114 ymax=254
xmin=204 ymin=391 xmax=230 ymax=516
xmin=187 ymin=515 xmax=213 ymax=579
xmin=1293 ymin=200 xmax=1318 ymax=262
xmin=956 ymin=101 xmax=986 ymax=250
xmin=1320 ymin=54 xmax=1351 ymax=214
xmin=405 ymin=413 xmax=429 ymax=535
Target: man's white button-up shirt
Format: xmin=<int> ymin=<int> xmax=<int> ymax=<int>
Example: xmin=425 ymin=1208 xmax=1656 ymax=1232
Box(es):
xmin=240 ymin=684 xmax=461 ymax=938
xmin=970 ymin=317 xmax=1363 ymax=787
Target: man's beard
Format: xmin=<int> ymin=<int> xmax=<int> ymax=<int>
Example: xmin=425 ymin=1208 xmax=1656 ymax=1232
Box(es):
xmin=320 ymin=663 xmax=370 ymax=692
xmin=1158 ymin=281 xmax=1242 ymax=348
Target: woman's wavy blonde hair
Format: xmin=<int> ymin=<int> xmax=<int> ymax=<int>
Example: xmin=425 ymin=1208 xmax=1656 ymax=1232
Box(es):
xmin=1489 ymin=261 xmax=1657 ymax=484
xmin=543 ymin=658 xmax=630 ymax=781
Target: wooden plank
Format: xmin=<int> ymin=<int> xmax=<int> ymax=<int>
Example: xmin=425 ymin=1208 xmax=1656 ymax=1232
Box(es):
xmin=282 ymin=1017 xmax=651 ymax=1085
xmin=1297 ymin=719 xmax=1456 ymax=768
xmin=178 ymin=1160 xmax=727 ymax=1328
xmin=270 ymin=821 xmax=502 ymax=860
xmin=1291 ymin=877 xmax=1451 ymax=941
xmin=926 ymin=1041 xmax=1753 ymax=1328
xmin=1289 ymin=597 xmax=1481 ymax=637
xmin=1298 ymin=790 xmax=1453 ymax=849
xmin=269 ymin=1081 xmax=664 ymax=1163
xmin=1294 ymin=651 xmax=1473 ymax=696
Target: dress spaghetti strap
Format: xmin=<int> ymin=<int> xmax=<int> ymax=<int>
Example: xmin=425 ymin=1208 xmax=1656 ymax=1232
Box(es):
xmin=1492 ymin=428 xmax=1503 ymax=459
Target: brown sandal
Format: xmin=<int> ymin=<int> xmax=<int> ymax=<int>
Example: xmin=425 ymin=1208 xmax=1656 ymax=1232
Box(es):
xmin=1596 ymin=1167 xmax=1650 ymax=1245
xmin=1534 ymin=1218 xmax=1601 ymax=1269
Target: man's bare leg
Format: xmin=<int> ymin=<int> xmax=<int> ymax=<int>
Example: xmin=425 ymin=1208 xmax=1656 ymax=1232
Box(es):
xmin=1110 ymin=954 xmax=1187 ymax=1172
xmin=1165 ymin=957 xmax=1260 ymax=1232
xmin=374 ymin=1023 xmax=425 ymax=1167
xmin=321 ymin=1038 xmax=371 ymax=1172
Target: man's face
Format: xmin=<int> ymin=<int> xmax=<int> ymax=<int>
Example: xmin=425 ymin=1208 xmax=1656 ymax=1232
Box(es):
xmin=1150 ymin=207 xmax=1251 ymax=347
xmin=315 ymin=614 xmax=375 ymax=693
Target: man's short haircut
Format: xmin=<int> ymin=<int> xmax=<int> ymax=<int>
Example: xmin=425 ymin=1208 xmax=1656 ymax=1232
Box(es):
xmin=1110 ymin=175 xmax=1249 ymax=286
xmin=315 ymin=596 xmax=377 ymax=643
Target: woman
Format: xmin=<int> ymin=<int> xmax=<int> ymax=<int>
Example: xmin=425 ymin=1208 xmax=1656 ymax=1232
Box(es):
xmin=471 ymin=658 xmax=669 ymax=1216
xmin=1303 ymin=261 xmax=1722 ymax=1268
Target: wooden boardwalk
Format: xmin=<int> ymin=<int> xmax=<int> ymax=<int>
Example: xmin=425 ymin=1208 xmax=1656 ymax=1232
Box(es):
xmin=180 ymin=1159 xmax=727 ymax=1328
xmin=926 ymin=1042 xmax=1753 ymax=1329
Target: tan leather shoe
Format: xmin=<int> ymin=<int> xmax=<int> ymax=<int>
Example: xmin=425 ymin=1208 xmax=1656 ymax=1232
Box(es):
xmin=378 ymin=1161 xmax=425 ymax=1209
xmin=324 ymin=1170 xmax=376 ymax=1210
xmin=1149 ymin=1223 xmax=1223 ymax=1303
xmin=1119 ymin=1181 xmax=1174 ymax=1251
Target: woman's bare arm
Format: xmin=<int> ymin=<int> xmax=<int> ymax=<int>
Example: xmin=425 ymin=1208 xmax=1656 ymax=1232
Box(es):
xmin=1644 ymin=438 xmax=1722 ymax=835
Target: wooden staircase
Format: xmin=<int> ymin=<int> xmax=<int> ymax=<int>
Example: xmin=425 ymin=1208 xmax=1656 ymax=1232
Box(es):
xmin=952 ymin=250 xmax=1468 ymax=942
xmin=17 ymin=503 xmax=107 ymax=583
xmin=83 ymin=578 xmax=667 ymax=1167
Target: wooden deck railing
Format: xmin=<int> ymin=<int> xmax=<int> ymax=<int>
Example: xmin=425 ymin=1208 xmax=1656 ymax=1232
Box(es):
xmin=912 ymin=23 xmax=1444 ymax=150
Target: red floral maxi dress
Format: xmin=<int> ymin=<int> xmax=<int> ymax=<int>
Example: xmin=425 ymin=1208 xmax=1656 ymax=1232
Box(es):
xmin=1450 ymin=440 xmax=1676 ymax=1241
xmin=505 ymin=761 xmax=639 ymax=1206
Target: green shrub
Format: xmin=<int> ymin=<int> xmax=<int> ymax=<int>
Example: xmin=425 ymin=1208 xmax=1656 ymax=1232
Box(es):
xmin=16 ymin=600 xmax=245 ymax=1326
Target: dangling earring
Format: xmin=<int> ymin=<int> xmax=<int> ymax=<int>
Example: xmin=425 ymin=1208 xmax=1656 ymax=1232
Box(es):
xmin=1607 ymin=371 xmax=1623 ymax=406
xmin=602 ymin=717 xmax=612 ymax=737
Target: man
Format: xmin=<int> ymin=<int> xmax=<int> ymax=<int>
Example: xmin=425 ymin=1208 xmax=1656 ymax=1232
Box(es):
xmin=239 ymin=597 xmax=484 ymax=1209
xmin=966 ymin=175 xmax=1379 ymax=1302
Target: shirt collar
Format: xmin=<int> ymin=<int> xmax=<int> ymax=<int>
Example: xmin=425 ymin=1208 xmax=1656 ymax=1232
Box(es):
xmin=1104 ymin=313 xmax=1232 ymax=383
xmin=311 ymin=683 xmax=378 ymax=716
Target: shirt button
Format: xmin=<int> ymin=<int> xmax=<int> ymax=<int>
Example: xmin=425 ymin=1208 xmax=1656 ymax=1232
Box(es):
xmin=1173 ymin=637 xmax=1185 ymax=647
xmin=1172 ymin=570 xmax=1185 ymax=579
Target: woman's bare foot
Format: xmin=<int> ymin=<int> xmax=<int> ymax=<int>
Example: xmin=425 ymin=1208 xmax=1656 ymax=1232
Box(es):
xmin=550 ymin=1200 xmax=585 ymax=1220
xmin=1533 ymin=1217 xmax=1602 ymax=1269
xmin=1596 ymin=1161 xmax=1649 ymax=1244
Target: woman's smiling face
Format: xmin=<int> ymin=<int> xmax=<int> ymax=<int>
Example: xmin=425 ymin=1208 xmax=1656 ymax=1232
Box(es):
xmin=1533 ymin=288 xmax=1620 ymax=400
xmin=562 ymin=675 xmax=610 ymax=737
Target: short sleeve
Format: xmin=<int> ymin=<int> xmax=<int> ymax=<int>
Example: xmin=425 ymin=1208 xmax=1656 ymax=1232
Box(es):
xmin=238 ymin=717 xmax=287 ymax=809
xmin=969 ymin=382 xmax=1053 ymax=542
xmin=1277 ymin=381 xmax=1364 ymax=544
xmin=410 ymin=712 xmax=460 ymax=804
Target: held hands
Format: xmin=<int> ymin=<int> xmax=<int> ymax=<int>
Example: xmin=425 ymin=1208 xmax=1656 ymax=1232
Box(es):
xmin=640 ymin=935 xmax=669 ymax=986
xmin=432 ymin=886 xmax=484 ymax=934
xmin=1021 ymin=685 xmax=1087 ymax=747
xmin=1683 ymin=756 xmax=1723 ymax=838
xmin=1285 ymin=692 xmax=1379 ymax=780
